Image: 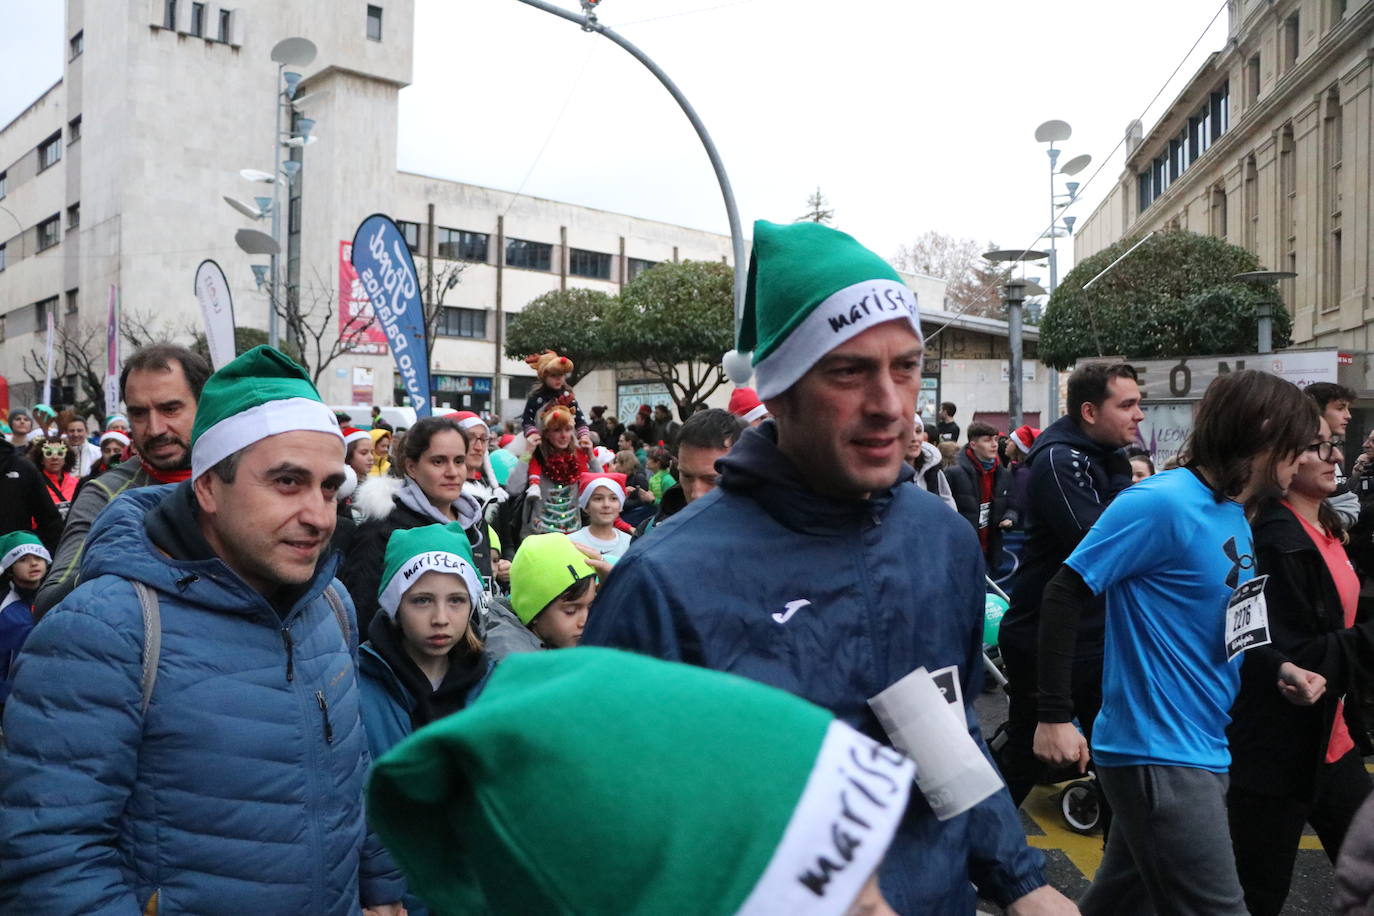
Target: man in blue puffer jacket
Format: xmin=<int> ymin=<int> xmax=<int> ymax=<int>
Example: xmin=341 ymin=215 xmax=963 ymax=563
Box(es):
xmin=0 ymin=346 xmax=405 ymax=915
xmin=585 ymin=221 xmax=1072 ymax=915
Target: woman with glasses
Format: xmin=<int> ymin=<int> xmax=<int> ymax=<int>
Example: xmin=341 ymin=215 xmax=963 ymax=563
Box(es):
xmin=1228 ymin=416 xmax=1374 ymax=915
xmin=27 ymin=438 xmax=77 ymax=519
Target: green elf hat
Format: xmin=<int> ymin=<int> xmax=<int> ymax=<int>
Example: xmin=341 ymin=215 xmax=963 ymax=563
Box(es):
xmin=0 ymin=532 xmax=51 ymax=572
xmin=367 ymin=648 xmax=915 ymax=915
xmin=31 ymin=403 xmax=55 ymax=418
xmin=377 ymin=523 xmax=485 ymax=621
xmin=508 ymin=532 xmax=595 ymax=625
xmin=737 ymin=220 xmax=921 ymax=400
xmin=189 ymin=345 xmax=342 ymax=480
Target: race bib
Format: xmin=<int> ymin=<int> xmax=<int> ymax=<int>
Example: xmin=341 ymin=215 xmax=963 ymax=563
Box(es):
xmin=977 ymin=502 xmax=990 ymax=528
xmin=929 ymin=664 xmax=964 ymax=708
xmin=1225 ymin=575 xmax=1271 ymax=661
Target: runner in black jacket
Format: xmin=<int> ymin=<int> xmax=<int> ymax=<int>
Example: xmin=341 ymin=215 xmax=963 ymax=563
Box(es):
xmin=0 ymin=438 xmax=62 ymax=552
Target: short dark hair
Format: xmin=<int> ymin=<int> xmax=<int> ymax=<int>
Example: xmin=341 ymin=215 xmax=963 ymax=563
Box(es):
xmin=966 ymin=421 xmax=998 ymax=440
xmin=675 ymin=408 xmax=744 ymax=452
xmin=400 ymin=416 xmax=466 ymax=469
xmin=1067 ymin=362 xmax=1139 ymax=424
xmin=1184 ymin=369 xmax=1317 ymax=502
xmin=940 ymin=402 xmax=956 ymax=417
xmin=208 ymin=448 xmax=245 ymax=484
xmin=619 ymin=429 xmax=644 ymax=450
xmin=1304 ymin=382 xmax=1357 ymax=411
xmin=542 ymin=575 xmax=593 ymax=616
xmin=120 ymin=343 xmax=211 ymax=402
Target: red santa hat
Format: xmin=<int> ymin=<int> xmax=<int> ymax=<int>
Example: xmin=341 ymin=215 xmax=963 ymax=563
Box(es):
xmin=1010 ymin=425 xmax=1040 ymax=454
xmin=451 ymin=411 xmax=487 ymax=431
xmin=577 ymin=471 xmax=627 ymax=510
xmin=342 ymin=426 xmax=372 ymax=447
xmin=728 ymin=387 xmax=769 ymax=424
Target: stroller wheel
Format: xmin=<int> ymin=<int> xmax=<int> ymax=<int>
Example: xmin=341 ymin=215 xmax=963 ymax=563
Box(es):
xmin=1059 ymin=780 xmax=1100 ymax=834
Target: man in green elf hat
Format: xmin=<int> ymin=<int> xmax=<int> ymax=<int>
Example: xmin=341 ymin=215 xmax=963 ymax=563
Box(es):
xmin=368 ymin=647 xmax=916 ymax=915
xmin=586 ymin=220 xmax=1073 ymax=914
xmin=0 ymin=346 xmax=406 ymax=914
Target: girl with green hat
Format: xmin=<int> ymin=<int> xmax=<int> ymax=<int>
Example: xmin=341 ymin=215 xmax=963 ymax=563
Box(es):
xmin=0 ymin=532 xmax=52 ymax=706
xmin=358 ymin=523 xmax=496 ymax=768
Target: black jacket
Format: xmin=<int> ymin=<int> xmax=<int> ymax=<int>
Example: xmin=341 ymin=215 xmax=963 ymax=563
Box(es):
xmin=0 ymin=439 xmax=62 ymax=552
xmin=999 ymin=414 xmax=1133 ymax=652
xmin=1228 ymin=501 xmax=1374 ymax=800
xmin=946 ymin=449 xmax=1011 ymax=562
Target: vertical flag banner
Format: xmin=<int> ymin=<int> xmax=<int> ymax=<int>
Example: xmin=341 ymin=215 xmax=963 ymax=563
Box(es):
xmin=338 ymin=241 xmax=389 ymax=355
xmin=194 ymin=259 xmax=236 ymax=370
xmin=104 ymin=284 xmax=121 ymax=414
xmin=41 ymin=307 xmax=55 ymax=406
xmin=350 ymin=214 xmax=431 ymax=417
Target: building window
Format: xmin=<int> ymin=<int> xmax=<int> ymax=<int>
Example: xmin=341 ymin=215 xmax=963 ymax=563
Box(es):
xmin=1246 ymin=54 xmax=1261 ymax=107
xmin=218 ymin=8 xmax=232 ymax=41
xmin=190 ymin=2 xmax=205 ymax=36
xmin=569 ymin=248 xmax=612 ymax=280
xmin=38 ymin=132 xmax=62 ymax=171
xmin=163 ymin=0 xmax=177 ymax=29
xmin=66 ymin=289 xmax=79 ymax=317
xmin=396 ymin=220 xmax=421 ymax=253
xmin=68 ymin=115 xmax=81 ymax=143
xmin=1323 ymin=89 xmax=1343 ymax=312
xmin=288 ymin=196 xmax=301 ymax=234
xmin=36 ymin=215 xmax=60 ymax=251
xmin=70 ymin=30 xmax=83 ymax=59
xmin=1210 ymin=82 xmax=1229 ymax=140
xmin=67 ymin=203 xmax=80 ymax=231
xmin=1210 ymin=185 xmax=1227 ymax=238
xmin=1282 ymin=14 xmax=1299 ymax=73
xmin=1243 ymin=156 xmax=1258 ymax=253
xmin=0 ymin=244 xmax=6 ymax=272
xmin=435 ymin=306 xmax=487 ymax=339
xmin=0 ymin=171 xmax=7 ymax=200
xmin=436 ymin=227 xmax=488 ymax=262
xmin=1331 ymin=0 xmax=1347 ymax=27
xmin=505 ymin=238 xmax=552 ymax=271
xmin=367 ymin=5 xmax=383 ymax=41
xmin=507 ymin=376 xmax=536 ymax=401
xmin=627 ymin=257 xmax=657 ymax=280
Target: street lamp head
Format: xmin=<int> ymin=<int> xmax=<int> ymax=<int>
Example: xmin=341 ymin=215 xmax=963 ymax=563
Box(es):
xmin=255 ymin=196 xmax=273 ymax=214
xmin=1062 ymin=215 xmax=1077 ymax=235
xmin=1059 ymin=153 xmax=1092 ymax=177
xmin=1034 ymin=120 xmax=1072 ymax=144
xmin=984 ymin=249 xmax=1050 ymax=263
xmin=1065 ymin=181 xmax=1080 ymax=198
xmin=270 ymin=37 xmax=317 ymax=67
xmin=294 ymin=117 xmax=316 ymax=140
xmin=281 ymin=160 xmax=302 ymax=181
xmin=223 ymin=195 xmax=264 ymax=220
xmin=282 ymin=71 xmax=303 ymax=99
xmin=239 ymin=168 xmax=277 ymax=184
xmin=251 ymin=264 xmax=270 ymax=289
xmin=1047 ymin=148 xmax=1061 ymax=167
xmin=1002 ymin=278 xmax=1028 ymax=306
xmin=235 ymin=228 xmax=280 ymax=256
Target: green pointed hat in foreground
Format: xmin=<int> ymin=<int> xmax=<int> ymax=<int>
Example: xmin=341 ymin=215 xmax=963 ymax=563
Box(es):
xmin=367 ymin=648 xmax=914 ymax=915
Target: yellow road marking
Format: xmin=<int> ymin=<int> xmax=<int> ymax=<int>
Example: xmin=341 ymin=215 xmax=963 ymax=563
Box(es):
xmin=1022 ymin=783 xmax=1104 ymax=879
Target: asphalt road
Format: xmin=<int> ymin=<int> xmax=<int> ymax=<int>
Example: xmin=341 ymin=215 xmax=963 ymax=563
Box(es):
xmin=973 ymin=688 xmax=1341 ymax=914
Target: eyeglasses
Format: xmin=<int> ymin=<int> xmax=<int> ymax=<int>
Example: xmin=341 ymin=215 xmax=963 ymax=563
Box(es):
xmin=470 ymin=434 xmax=490 ymax=445
xmin=41 ymin=444 xmax=68 ymax=457
xmin=1304 ymin=441 xmax=1339 ymax=462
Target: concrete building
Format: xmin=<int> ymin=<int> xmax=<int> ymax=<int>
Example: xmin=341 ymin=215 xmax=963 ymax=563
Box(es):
xmin=1 ymin=0 xmax=1043 ymax=431
xmin=1075 ymin=0 xmax=1374 ymax=351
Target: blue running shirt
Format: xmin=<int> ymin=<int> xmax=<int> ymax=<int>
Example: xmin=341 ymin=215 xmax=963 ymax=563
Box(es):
xmin=1065 ymin=468 xmax=1252 ymax=771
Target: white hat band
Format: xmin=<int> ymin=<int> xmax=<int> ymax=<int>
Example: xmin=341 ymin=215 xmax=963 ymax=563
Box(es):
xmin=378 ymin=551 xmax=485 ymax=620
xmin=192 ymin=397 xmax=343 ymax=480
xmin=577 ymin=477 xmax=626 ymax=510
xmin=2 ymin=542 xmax=52 ymax=572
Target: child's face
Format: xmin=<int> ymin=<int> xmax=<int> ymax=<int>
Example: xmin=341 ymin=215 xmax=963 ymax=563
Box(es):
xmin=548 ymin=426 xmax=573 ymax=450
xmin=586 ymin=487 xmax=621 ymax=526
xmin=530 ymin=580 xmax=596 ymax=648
xmin=10 ymin=555 xmax=48 ymax=589
xmin=545 ymin=373 xmax=566 ymax=390
xmin=396 ymin=571 xmax=473 ymax=661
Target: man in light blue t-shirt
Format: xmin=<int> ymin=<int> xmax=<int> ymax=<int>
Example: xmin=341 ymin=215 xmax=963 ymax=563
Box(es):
xmin=1032 ymin=370 xmax=1327 ymax=916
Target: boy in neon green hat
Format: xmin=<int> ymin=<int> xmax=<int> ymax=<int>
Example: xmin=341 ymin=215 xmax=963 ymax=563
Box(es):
xmin=508 ymin=533 xmax=602 ymax=649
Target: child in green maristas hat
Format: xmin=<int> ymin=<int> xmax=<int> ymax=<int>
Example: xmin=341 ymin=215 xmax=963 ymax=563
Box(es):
xmin=508 ymin=533 xmax=606 ymax=649
xmin=358 ymin=524 xmax=496 ymax=768
xmin=367 ymin=648 xmax=916 ymax=915
xmin=0 ymin=532 xmax=51 ymax=706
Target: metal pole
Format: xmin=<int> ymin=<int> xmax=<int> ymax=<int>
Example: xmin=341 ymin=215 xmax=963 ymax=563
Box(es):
xmin=512 ymin=0 xmax=747 ymax=334
xmin=1046 ymin=150 xmax=1059 ymax=420
xmin=1007 ymin=282 xmax=1025 ymax=432
xmin=269 ymin=64 xmax=283 ymax=349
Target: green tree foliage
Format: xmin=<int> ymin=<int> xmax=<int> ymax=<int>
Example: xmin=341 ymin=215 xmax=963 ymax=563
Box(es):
xmin=504 ymin=288 xmax=615 ymax=386
xmin=606 ymin=260 xmax=734 ymax=419
xmin=1038 ymin=231 xmax=1292 ymax=369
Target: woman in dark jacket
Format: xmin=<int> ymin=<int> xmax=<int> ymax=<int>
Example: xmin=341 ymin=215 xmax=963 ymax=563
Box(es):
xmin=1229 ymin=415 xmax=1374 ymax=916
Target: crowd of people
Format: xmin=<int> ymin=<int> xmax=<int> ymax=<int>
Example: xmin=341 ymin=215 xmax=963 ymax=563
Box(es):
xmin=3 ymin=218 xmax=1374 ymax=915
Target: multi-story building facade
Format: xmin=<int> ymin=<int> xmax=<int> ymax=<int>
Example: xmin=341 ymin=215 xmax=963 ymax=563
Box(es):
xmin=1074 ymin=0 xmax=1374 ymax=352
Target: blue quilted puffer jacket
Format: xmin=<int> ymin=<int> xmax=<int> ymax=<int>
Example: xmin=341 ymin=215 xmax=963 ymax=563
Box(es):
xmin=0 ymin=484 xmax=405 ymax=914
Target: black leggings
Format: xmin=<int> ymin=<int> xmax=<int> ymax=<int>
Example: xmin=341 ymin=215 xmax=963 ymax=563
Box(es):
xmin=1228 ymin=749 xmax=1373 ymax=916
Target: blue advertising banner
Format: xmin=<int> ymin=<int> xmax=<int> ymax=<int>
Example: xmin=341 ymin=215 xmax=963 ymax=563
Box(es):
xmin=350 ymin=214 xmax=431 ymax=417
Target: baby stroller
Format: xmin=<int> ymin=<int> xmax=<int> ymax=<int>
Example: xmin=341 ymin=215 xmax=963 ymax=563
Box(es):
xmin=983 ymin=578 xmax=1102 ymax=835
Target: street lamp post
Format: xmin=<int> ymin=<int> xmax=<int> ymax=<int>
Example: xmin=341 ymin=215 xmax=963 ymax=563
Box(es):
xmin=1034 ymin=120 xmax=1091 ymax=418
xmin=1233 ymin=270 xmax=1298 ymax=354
xmin=986 ymin=249 xmax=1048 ymax=433
xmin=511 ymin=0 xmax=747 ymax=338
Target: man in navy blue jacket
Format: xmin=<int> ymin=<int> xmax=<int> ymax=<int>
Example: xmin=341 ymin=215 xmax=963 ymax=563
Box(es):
xmin=585 ymin=220 xmax=1073 ymax=915
xmin=994 ymin=363 xmax=1142 ymax=805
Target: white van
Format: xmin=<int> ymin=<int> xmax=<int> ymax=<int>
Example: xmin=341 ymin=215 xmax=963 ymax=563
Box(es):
xmin=328 ymin=405 xmax=418 ymax=431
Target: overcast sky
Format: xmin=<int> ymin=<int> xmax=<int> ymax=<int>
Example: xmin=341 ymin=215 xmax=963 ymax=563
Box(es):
xmin=3 ymin=0 xmax=1230 ymax=282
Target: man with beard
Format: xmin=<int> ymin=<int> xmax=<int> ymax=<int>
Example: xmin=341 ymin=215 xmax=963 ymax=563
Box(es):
xmin=585 ymin=220 xmax=1070 ymax=915
xmin=35 ymin=344 xmax=210 ymax=617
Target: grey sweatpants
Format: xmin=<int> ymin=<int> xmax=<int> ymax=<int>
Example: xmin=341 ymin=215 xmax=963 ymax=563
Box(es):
xmin=1080 ymin=764 xmax=1247 ymax=916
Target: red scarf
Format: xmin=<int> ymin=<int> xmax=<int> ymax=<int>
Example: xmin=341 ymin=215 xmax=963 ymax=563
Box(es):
xmin=142 ymin=461 xmax=192 ymax=484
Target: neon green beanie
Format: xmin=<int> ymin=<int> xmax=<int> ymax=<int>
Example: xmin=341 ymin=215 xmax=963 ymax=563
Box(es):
xmin=508 ymin=533 xmax=595 ymax=625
